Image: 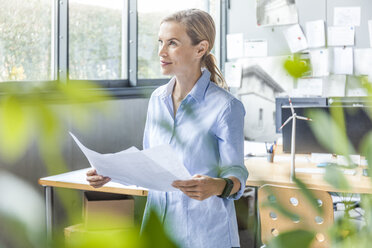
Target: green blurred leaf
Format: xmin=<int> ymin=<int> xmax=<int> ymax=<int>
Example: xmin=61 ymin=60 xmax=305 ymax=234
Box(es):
xmin=141 ymin=210 xmax=178 ymax=248
xmin=307 ymin=109 xmax=355 ymax=156
xmin=283 ymin=55 xmax=311 ymax=79
xmin=329 ymin=215 xmax=357 ymax=244
xmin=0 ymin=214 xmax=40 ymax=248
xmin=360 ymin=195 xmax=372 ymax=234
xmin=360 ymin=131 xmax=372 ymax=183
xmin=267 ymin=229 xmax=315 ymax=248
xmin=0 ymin=95 xmax=32 ymax=162
xmin=57 ymin=81 xmax=111 ymax=104
xmin=293 ymin=177 xmax=322 ymax=215
xmin=324 ymin=165 xmax=350 ymax=191
xmin=64 ymin=224 xmax=141 ymax=248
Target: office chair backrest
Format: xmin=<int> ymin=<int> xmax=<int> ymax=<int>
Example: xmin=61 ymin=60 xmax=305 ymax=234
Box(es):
xmin=258 ymin=184 xmax=334 ymax=248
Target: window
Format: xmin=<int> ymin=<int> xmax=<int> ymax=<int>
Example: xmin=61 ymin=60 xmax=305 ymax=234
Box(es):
xmin=69 ymin=0 xmax=127 ymax=80
xmin=0 ymin=0 xmax=53 ymax=81
xmin=137 ymin=0 xmax=218 ymax=80
xmin=0 ymin=0 xmax=224 ymax=92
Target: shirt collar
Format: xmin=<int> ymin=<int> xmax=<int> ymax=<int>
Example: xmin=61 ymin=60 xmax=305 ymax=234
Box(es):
xmin=160 ymin=69 xmax=211 ymax=103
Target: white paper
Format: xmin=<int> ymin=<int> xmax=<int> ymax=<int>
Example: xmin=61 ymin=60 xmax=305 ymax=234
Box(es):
xmin=337 ymin=155 xmax=361 ymax=166
xmin=296 ymin=78 xmax=323 ymax=96
xmin=283 ymin=24 xmax=308 ymax=53
xmin=256 ymin=0 xmax=298 ymax=27
xmin=69 ymin=132 xmax=191 ymax=192
xmin=354 ymin=48 xmax=372 ymax=76
xmin=227 ymin=33 xmax=244 ymax=60
xmin=323 ymin=75 xmax=346 ymax=97
xmin=369 ymin=20 xmax=372 ymax=48
xmin=347 ymin=88 xmax=368 ymax=97
xmin=244 ymin=39 xmax=268 ymax=57
xmin=311 ymin=153 xmax=334 ymax=164
xmin=273 ymin=156 xmax=311 ymax=164
xmin=334 ymin=7 xmax=361 ymax=27
xmin=328 ymin=26 xmax=355 ymax=46
xmin=225 ymin=61 xmax=242 ymax=88
xmin=310 ymin=49 xmax=329 ymax=77
xmin=244 ymin=140 xmax=267 ymax=157
xmin=306 ymin=20 xmax=325 ymax=48
xmin=346 ymin=76 xmax=368 ymax=96
xmin=295 ymin=168 xmax=356 ymax=175
xmin=332 ymin=47 xmax=353 ymax=75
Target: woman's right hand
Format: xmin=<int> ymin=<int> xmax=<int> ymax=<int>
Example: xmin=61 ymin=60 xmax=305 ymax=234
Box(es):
xmin=86 ymin=169 xmax=111 ymax=188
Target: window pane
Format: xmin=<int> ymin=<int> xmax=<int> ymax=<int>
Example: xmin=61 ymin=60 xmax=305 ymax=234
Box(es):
xmin=0 ymin=0 xmax=53 ymax=81
xmin=69 ymin=0 xmax=127 ymax=80
xmin=138 ymin=0 xmax=216 ymax=79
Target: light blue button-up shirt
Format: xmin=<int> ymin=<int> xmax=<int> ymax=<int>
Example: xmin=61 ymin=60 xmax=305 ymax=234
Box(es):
xmin=141 ymin=69 xmax=249 ymax=248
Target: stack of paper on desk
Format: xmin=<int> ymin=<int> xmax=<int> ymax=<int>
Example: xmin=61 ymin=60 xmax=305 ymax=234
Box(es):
xmin=69 ymin=132 xmax=191 ymax=192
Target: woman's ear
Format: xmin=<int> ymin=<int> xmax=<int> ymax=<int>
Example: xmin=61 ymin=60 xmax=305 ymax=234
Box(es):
xmin=195 ymin=40 xmax=209 ymax=58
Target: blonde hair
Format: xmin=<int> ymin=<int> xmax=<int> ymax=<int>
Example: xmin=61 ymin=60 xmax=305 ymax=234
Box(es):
xmin=161 ymin=9 xmax=228 ymax=90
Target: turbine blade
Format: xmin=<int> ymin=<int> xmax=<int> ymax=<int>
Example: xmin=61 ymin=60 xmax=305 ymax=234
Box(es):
xmin=279 ymin=116 xmax=293 ymax=130
xmin=296 ymin=116 xmax=312 ymax=121
xmin=288 ymin=96 xmax=294 ymax=115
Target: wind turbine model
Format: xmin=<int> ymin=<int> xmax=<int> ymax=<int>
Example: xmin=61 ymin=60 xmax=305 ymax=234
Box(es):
xmin=279 ymin=97 xmax=312 ymax=180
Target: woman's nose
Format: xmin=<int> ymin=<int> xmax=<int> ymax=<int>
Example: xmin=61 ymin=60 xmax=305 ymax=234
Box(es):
xmin=158 ymin=44 xmax=167 ymax=57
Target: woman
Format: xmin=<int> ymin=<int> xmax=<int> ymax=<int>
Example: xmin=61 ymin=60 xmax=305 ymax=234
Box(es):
xmin=87 ymin=9 xmax=248 ymax=248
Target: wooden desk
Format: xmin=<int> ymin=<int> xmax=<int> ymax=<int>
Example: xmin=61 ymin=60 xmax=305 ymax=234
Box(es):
xmin=245 ymin=155 xmax=372 ymax=194
xmin=38 ymin=168 xmax=148 ymax=241
xmin=39 ymin=157 xmax=372 ymax=242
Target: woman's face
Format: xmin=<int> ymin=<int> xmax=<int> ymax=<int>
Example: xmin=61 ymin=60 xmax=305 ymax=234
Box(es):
xmin=158 ymin=21 xmax=202 ymax=77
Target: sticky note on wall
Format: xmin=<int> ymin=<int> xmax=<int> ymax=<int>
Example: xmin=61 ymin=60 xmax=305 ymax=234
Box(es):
xmin=334 ymin=7 xmax=361 ymax=27
xmin=306 ymin=20 xmax=325 ymax=48
xmin=283 ymin=24 xmax=308 ymax=53
xmin=328 ymin=26 xmax=355 ymax=46
xmin=243 ymin=40 xmax=268 ymax=57
xmin=332 ymin=47 xmax=353 ymax=75
xmin=227 ymin=33 xmax=244 ymax=60
xmin=310 ymin=49 xmax=329 ymax=77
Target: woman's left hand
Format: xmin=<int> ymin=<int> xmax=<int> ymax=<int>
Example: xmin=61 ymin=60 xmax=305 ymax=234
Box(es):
xmin=172 ymin=174 xmax=226 ymax=201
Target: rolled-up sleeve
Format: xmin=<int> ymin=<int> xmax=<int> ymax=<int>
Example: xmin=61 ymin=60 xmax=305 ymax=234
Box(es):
xmin=214 ymin=98 xmax=249 ymax=200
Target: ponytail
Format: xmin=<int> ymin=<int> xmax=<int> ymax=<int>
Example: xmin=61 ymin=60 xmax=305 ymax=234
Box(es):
xmin=203 ymin=53 xmax=228 ymax=90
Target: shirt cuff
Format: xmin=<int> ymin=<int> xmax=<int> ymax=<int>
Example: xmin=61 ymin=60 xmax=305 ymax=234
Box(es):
xmin=219 ymin=166 xmax=249 ymax=200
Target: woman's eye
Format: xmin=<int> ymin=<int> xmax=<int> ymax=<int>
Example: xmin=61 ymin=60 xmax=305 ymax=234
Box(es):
xmin=169 ymin=41 xmax=176 ymax=46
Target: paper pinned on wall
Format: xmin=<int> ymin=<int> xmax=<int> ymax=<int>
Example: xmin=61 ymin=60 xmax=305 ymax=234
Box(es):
xmin=369 ymin=20 xmax=372 ymax=48
xmin=227 ymin=33 xmax=244 ymax=60
xmin=332 ymin=47 xmax=353 ymax=75
xmin=306 ymin=20 xmax=325 ymax=48
xmin=283 ymin=24 xmax=308 ymax=53
xmin=334 ymin=7 xmax=361 ymax=27
xmin=323 ymin=75 xmax=346 ymax=97
xmin=310 ymin=48 xmax=329 ymax=77
xmin=354 ymin=48 xmax=372 ymax=76
xmin=225 ymin=61 xmax=242 ymax=88
xmin=347 ymin=88 xmax=368 ymax=97
xmin=346 ymin=76 xmax=368 ymax=97
xmin=256 ymin=0 xmax=298 ymax=27
xmin=296 ymin=78 xmax=323 ymax=96
xmin=328 ymin=26 xmax=355 ymax=46
xmin=244 ymin=39 xmax=268 ymax=57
